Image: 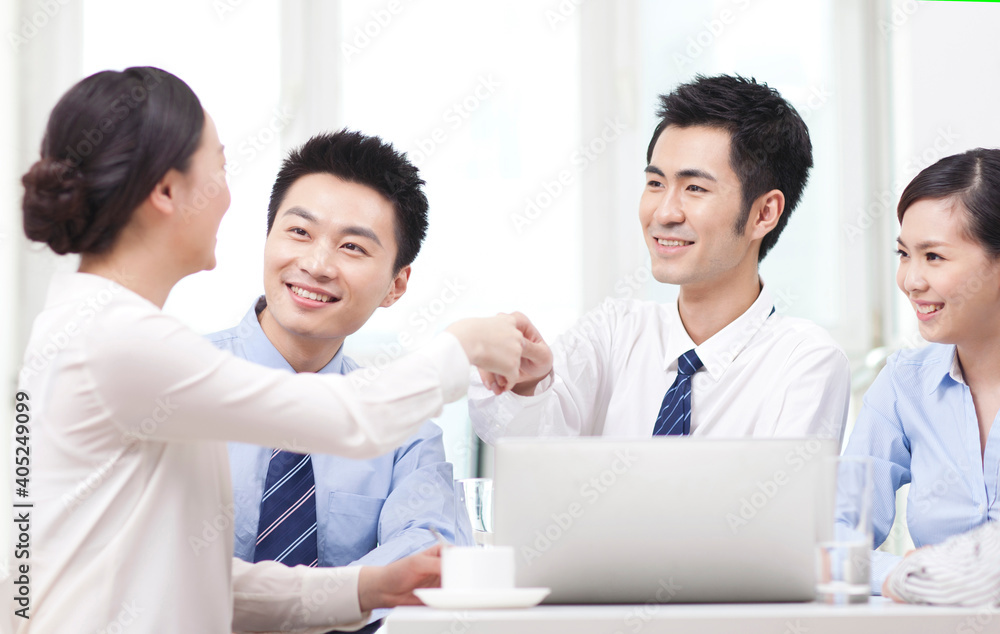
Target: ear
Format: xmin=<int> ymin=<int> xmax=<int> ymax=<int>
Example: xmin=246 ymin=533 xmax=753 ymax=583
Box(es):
xmin=380 ymin=265 xmax=411 ymax=308
xmin=748 ymin=189 xmax=785 ymax=242
xmin=145 ymin=169 xmax=181 ymax=219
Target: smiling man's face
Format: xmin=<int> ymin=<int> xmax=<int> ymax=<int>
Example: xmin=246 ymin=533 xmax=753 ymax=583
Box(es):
xmin=259 ymin=172 xmax=407 ymax=353
xmin=639 ymin=125 xmax=758 ymax=291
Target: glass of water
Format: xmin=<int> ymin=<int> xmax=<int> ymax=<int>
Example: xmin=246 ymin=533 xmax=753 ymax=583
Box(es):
xmin=456 ymin=478 xmax=493 ymax=546
xmin=816 ymin=455 xmax=873 ymax=604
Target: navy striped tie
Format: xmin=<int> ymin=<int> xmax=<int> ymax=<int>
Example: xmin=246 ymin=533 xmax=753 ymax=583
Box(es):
xmin=253 ymin=450 xmax=319 ymax=567
xmin=652 ymin=349 xmax=703 ymax=436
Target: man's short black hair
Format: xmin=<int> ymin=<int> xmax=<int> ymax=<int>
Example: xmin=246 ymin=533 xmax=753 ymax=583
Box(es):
xmin=646 ymin=74 xmax=813 ymax=262
xmin=267 ymin=129 xmax=429 ymax=272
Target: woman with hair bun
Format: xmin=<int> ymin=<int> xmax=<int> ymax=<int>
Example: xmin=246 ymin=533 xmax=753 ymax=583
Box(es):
xmin=16 ymin=67 xmax=535 ymax=633
xmin=839 ymin=148 xmax=1000 ymax=599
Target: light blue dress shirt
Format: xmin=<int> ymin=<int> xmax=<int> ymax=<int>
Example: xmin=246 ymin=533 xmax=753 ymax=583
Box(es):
xmin=841 ymin=343 xmax=999 ymax=594
xmin=208 ymin=301 xmax=474 ymax=574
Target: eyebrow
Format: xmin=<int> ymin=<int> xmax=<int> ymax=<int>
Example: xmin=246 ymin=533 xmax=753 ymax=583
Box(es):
xmin=282 ymin=206 xmax=318 ymax=224
xmin=896 ymin=237 xmax=950 ymax=250
xmin=340 ymin=225 xmax=382 ymax=248
xmin=643 ymin=165 xmax=717 ymax=182
xmin=280 ymin=207 xmax=383 ymax=247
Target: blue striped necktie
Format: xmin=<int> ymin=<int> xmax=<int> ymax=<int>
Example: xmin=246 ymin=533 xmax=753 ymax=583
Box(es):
xmin=253 ymin=449 xmax=319 ymax=567
xmin=652 ymin=348 xmax=703 ymax=436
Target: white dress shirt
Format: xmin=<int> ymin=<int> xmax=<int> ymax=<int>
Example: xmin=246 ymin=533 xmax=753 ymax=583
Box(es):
xmin=470 ymin=284 xmax=850 ymax=442
xmin=14 ymin=272 xmax=470 ymax=634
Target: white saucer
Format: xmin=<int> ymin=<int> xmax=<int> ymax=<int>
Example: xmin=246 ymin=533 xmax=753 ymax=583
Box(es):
xmin=414 ymin=587 xmax=550 ymax=609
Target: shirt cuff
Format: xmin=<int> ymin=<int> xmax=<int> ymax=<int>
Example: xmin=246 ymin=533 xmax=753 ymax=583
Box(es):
xmin=422 ymin=332 xmax=472 ymax=403
xmin=304 ymin=565 xmax=367 ymax=627
xmin=871 ymin=549 xmax=903 ymax=595
xmin=232 ymin=561 xmax=370 ymax=632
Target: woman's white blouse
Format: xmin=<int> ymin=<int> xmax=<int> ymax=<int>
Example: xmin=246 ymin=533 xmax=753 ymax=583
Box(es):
xmin=14 ymin=272 xmax=470 ymax=633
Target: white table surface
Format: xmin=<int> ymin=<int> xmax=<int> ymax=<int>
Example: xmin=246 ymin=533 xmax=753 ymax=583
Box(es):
xmin=383 ymin=599 xmax=998 ymax=634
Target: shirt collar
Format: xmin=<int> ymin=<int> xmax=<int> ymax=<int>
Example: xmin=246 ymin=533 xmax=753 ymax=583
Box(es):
xmin=46 ymin=271 xmax=153 ymax=310
xmin=924 ymin=344 xmax=964 ymax=393
xmin=662 ymin=282 xmax=775 ymax=381
xmin=241 ymin=296 xmax=347 ymax=375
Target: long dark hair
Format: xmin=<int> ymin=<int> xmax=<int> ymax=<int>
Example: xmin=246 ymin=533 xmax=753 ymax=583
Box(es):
xmin=22 ymin=67 xmax=204 ymax=255
xmin=898 ymin=148 xmax=1000 ymax=258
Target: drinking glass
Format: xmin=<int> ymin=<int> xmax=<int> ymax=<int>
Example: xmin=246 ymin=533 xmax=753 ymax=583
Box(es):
xmin=456 ymin=477 xmax=493 ymax=546
xmin=816 ymin=455 xmax=873 ymax=604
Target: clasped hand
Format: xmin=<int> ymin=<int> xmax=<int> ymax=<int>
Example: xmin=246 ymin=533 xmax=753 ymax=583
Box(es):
xmin=446 ymin=312 xmax=553 ymax=396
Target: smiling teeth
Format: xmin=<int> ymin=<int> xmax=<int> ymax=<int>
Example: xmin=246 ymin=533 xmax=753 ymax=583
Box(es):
xmin=918 ymin=304 xmax=943 ymax=314
xmin=291 ymin=285 xmax=333 ymax=303
xmin=658 ymin=239 xmax=692 ymax=247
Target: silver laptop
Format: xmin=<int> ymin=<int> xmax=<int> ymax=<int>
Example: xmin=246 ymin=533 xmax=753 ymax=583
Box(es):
xmin=493 ymin=437 xmax=837 ymax=604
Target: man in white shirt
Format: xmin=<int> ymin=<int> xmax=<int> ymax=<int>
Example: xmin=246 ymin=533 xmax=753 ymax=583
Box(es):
xmin=471 ymin=74 xmax=850 ymax=442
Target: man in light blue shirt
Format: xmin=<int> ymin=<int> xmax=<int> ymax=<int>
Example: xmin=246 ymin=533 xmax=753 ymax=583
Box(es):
xmin=209 ymin=130 xmax=472 ymax=631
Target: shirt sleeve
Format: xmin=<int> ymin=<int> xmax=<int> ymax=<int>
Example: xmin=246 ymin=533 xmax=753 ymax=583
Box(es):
xmin=85 ymin=313 xmax=470 ymax=459
xmin=840 ymin=356 xmax=913 ymax=594
xmin=884 ymin=521 xmax=1000 ymax=606
xmin=468 ymin=299 xmax=619 ymax=443
xmin=231 ymin=558 xmax=369 ymax=632
xmin=343 ymin=422 xmax=471 ymax=623
xmin=350 ymin=423 xmax=471 ymax=571
xmin=764 ymin=340 xmax=851 ymax=441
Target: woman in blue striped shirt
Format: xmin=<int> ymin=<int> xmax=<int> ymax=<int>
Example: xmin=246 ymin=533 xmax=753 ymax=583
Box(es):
xmin=841 ymin=148 xmax=1000 ymax=596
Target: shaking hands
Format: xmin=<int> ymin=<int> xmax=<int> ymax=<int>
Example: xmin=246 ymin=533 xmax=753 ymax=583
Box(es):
xmin=446 ymin=312 xmax=553 ymax=396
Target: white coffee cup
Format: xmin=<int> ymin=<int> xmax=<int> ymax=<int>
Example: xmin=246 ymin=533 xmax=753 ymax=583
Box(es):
xmin=441 ymin=546 xmax=515 ymax=590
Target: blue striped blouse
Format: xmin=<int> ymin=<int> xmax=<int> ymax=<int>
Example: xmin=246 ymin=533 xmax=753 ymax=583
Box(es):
xmin=841 ymin=343 xmax=1000 ymax=594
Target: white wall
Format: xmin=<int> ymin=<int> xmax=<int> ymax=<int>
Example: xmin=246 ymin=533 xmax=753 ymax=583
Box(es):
xmin=888 ymin=0 xmax=1000 ymax=346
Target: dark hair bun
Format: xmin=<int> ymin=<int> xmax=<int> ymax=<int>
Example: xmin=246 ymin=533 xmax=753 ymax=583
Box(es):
xmin=22 ymin=158 xmax=90 ymax=255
